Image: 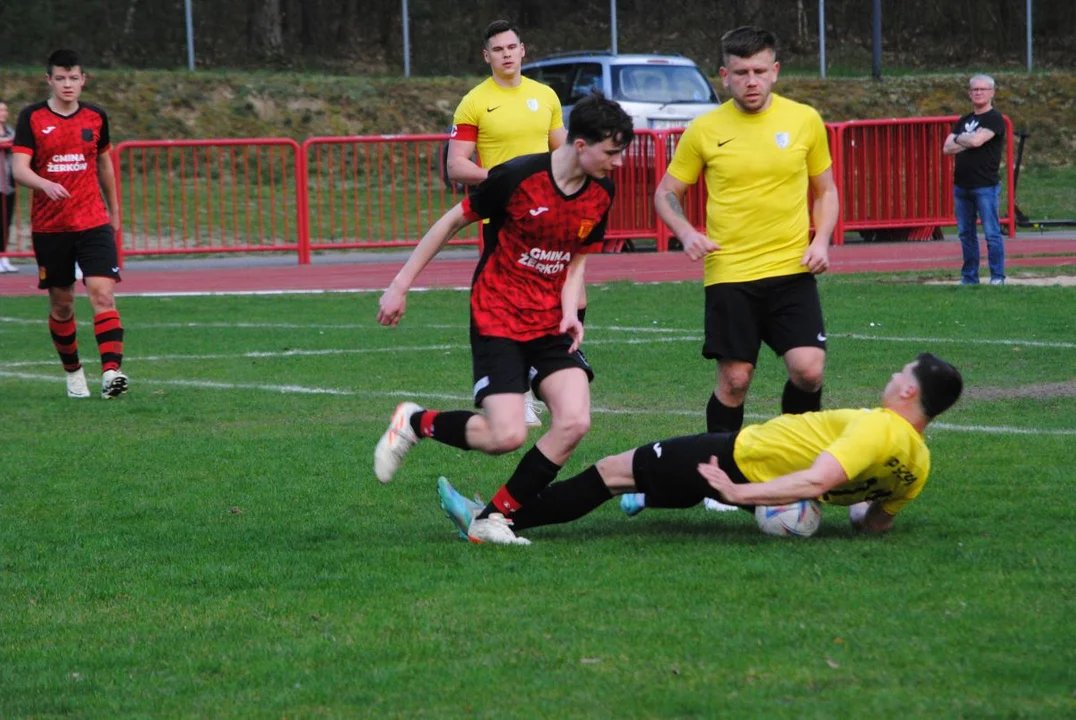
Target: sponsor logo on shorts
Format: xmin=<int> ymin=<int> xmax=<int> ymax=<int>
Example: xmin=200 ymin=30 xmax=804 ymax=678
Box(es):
xmin=653 ymin=442 xmax=662 ymax=458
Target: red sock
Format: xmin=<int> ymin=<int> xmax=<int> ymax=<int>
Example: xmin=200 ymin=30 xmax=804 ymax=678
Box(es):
xmin=94 ymin=310 xmax=124 ymax=372
xmin=48 ymin=315 xmax=81 ymax=372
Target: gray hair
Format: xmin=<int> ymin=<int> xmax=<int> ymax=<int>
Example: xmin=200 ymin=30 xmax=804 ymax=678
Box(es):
xmin=969 ymin=74 xmax=995 ymax=89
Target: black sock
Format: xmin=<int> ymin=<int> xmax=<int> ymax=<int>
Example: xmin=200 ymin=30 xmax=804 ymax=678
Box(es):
xmin=511 ymin=465 xmax=612 ymax=530
xmin=409 ymin=410 xmax=474 ymax=450
xmin=480 ymin=445 xmax=561 ymax=518
xmin=577 ymin=306 xmax=587 ymax=325
xmin=706 ymin=393 xmax=744 ymax=432
xmin=781 ymin=380 xmax=822 ymax=415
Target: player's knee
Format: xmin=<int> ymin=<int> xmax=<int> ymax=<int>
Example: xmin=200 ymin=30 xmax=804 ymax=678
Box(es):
xmin=553 ymin=411 xmax=590 ymax=446
xmin=720 ymin=374 xmax=752 ymax=400
xmin=789 ymin=365 xmax=824 ymax=391
xmin=595 ymin=451 xmax=634 ymax=490
xmin=49 ymin=299 xmax=75 ymax=320
xmin=87 ymin=290 xmax=117 ymax=312
xmin=486 ymin=425 xmax=528 ymax=455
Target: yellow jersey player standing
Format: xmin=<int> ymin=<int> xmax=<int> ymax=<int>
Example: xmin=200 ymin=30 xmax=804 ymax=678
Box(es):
xmin=654 ymin=26 xmax=840 ymax=439
xmin=447 ymin=19 xmax=572 ymax=429
xmin=638 ymin=26 xmax=839 ymax=516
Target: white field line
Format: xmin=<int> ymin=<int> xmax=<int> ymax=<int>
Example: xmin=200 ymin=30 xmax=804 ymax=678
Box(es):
xmin=1 ymin=370 xmax=1073 ymax=437
xmin=0 ymin=317 xmax=699 ymax=333
xmin=3 ymin=315 xmax=1075 ymax=351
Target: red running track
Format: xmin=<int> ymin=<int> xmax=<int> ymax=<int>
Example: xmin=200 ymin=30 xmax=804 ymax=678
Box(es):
xmin=1 ymin=237 xmax=1074 ymax=297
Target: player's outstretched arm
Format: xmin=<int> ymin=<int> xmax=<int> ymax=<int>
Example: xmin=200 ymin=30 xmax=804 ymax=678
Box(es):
xmin=699 ymin=452 xmax=848 ymax=506
xmin=377 ymin=203 xmax=473 ymax=327
xmin=848 ymin=501 xmax=895 ymax=534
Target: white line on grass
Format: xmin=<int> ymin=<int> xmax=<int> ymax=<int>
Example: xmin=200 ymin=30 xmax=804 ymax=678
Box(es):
xmin=3 ymin=370 xmax=1073 ymax=437
xmin=0 ymin=316 xmax=700 ymax=334
xmin=3 ymin=337 xmax=703 ymax=368
xmin=3 ymin=315 xmax=1075 ymax=351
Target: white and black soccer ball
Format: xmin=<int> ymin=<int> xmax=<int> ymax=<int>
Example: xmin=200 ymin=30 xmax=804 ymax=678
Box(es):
xmin=755 ymin=500 xmax=823 ymax=538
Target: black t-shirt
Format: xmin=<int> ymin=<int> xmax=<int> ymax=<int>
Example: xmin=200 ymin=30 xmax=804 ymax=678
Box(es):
xmin=951 ymin=108 xmax=1005 ymax=189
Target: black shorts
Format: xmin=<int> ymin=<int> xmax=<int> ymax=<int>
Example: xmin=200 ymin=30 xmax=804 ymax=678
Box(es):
xmin=632 ymin=432 xmax=751 ymax=508
xmin=470 ymin=326 xmax=594 ymax=408
xmin=32 ymin=224 xmax=120 ymax=289
xmin=703 ymin=273 xmax=826 ymax=365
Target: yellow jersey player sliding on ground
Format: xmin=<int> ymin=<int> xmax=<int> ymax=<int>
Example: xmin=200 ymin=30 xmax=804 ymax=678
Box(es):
xmin=438 ymin=354 xmax=962 ymax=543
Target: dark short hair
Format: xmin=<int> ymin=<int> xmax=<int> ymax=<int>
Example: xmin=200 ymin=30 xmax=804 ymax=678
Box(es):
xmin=484 ymin=20 xmax=521 ymax=47
xmin=47 ymin=49 xmax=83 ymax=75
xmin=912 ymin=353 xmax=963 ymax=418
xmin=567 ymin=91 xmax=635 ymax=148
xmin=720 ymin=26 xmax=778 ymax=63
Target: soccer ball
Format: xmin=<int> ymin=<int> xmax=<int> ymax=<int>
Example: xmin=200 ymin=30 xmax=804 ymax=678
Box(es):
xmin=755 ymin=500 xmax=823 ymax=538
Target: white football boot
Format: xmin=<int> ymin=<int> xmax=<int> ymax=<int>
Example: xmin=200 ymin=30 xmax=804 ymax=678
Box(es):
xmin=373 ymin=401 xmax=423 ymax=483
xmin=101 ymin=369 xmax=129 ymax=399
xmin=66 ymin=368 xmax=91 ymax=398
xmin=467 ymin=513 xmax=531 ymax=545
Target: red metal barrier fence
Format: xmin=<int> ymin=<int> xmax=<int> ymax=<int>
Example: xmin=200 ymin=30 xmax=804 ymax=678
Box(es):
xmin=5 ymin=116 xmax=1018 ymax=266
xmin=301 ymin=134 xmax=478 ymax=261
xmin=113 ymin=138 xmax=304 ymax=264
xmin=835 ymin=115 xmax=1016 ymax=243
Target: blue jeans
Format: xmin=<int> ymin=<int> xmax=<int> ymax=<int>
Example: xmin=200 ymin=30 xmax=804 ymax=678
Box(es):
xmin=954 ymin=184 xmax=1005 ymax=284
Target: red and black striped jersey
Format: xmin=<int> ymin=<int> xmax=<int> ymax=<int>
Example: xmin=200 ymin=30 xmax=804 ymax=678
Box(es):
xmin=13 ymin=101 xmax=112 ymax=233
xmin=462 ymin=152 xmax=614 ymax=341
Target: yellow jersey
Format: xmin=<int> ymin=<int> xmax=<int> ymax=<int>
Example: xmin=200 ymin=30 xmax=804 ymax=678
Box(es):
xmin=451 ymin=76 xmax=563 ymax=170
xmin=667 ymin=93 xmax=832 ymax=284
xmin=734 ymin=408 xmax=931 ymax=515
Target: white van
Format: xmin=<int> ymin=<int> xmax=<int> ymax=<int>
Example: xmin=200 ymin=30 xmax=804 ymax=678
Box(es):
xmin=521 ymin=52 xmax=720 ymax=130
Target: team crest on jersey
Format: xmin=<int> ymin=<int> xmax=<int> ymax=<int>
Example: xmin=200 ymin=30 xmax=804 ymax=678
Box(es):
xmin=527 ymin=98 xmax=539 ymax=112
xmin=775 ymin=132 xmax=790 ymax=149
xmin=82 ymin=129 xmax=94 ymax=142
xmin=577 ymin=219 xmax=596 ymax=239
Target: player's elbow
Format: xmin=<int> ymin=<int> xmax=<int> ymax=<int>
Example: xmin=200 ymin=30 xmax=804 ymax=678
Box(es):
xmin=445 ymin=157 xmax=465 ymax=183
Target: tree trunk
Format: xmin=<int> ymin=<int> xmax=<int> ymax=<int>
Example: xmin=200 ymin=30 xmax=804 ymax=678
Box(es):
xmin=252 ymin=0 xmax=285 ymax=65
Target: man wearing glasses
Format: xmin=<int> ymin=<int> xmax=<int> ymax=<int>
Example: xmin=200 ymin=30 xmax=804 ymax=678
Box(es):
xmin=943 ymin=75 xmax=1006 ymax=286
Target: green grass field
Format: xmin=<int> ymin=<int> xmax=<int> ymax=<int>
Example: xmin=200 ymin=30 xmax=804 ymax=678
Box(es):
xmin=1 ymin=275 xmax=1074 ymax=718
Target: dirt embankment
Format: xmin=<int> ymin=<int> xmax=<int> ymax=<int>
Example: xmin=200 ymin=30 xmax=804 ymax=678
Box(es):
xmin=0 ymin=69 xmax=1073 ymax=166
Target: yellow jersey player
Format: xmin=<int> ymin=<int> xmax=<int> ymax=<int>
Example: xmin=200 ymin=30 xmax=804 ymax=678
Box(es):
xmin=654 ymin=26 xmax=840 ymax=439
xmin=446 ymin=20 xmax=565 ymax=186
xmin=438 ymin=354 xmax=963 ymax=543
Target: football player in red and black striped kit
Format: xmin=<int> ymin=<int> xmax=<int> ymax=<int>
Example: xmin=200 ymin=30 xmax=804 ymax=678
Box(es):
xmin=374 ymin=92 xmax=634 ymax=545
xmin=12 ymin=49 xmax=128 ymax=400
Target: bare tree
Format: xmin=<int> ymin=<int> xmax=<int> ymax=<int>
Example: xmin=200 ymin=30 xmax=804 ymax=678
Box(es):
xmin=251 ymin=0 xmax=285 ymax=65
